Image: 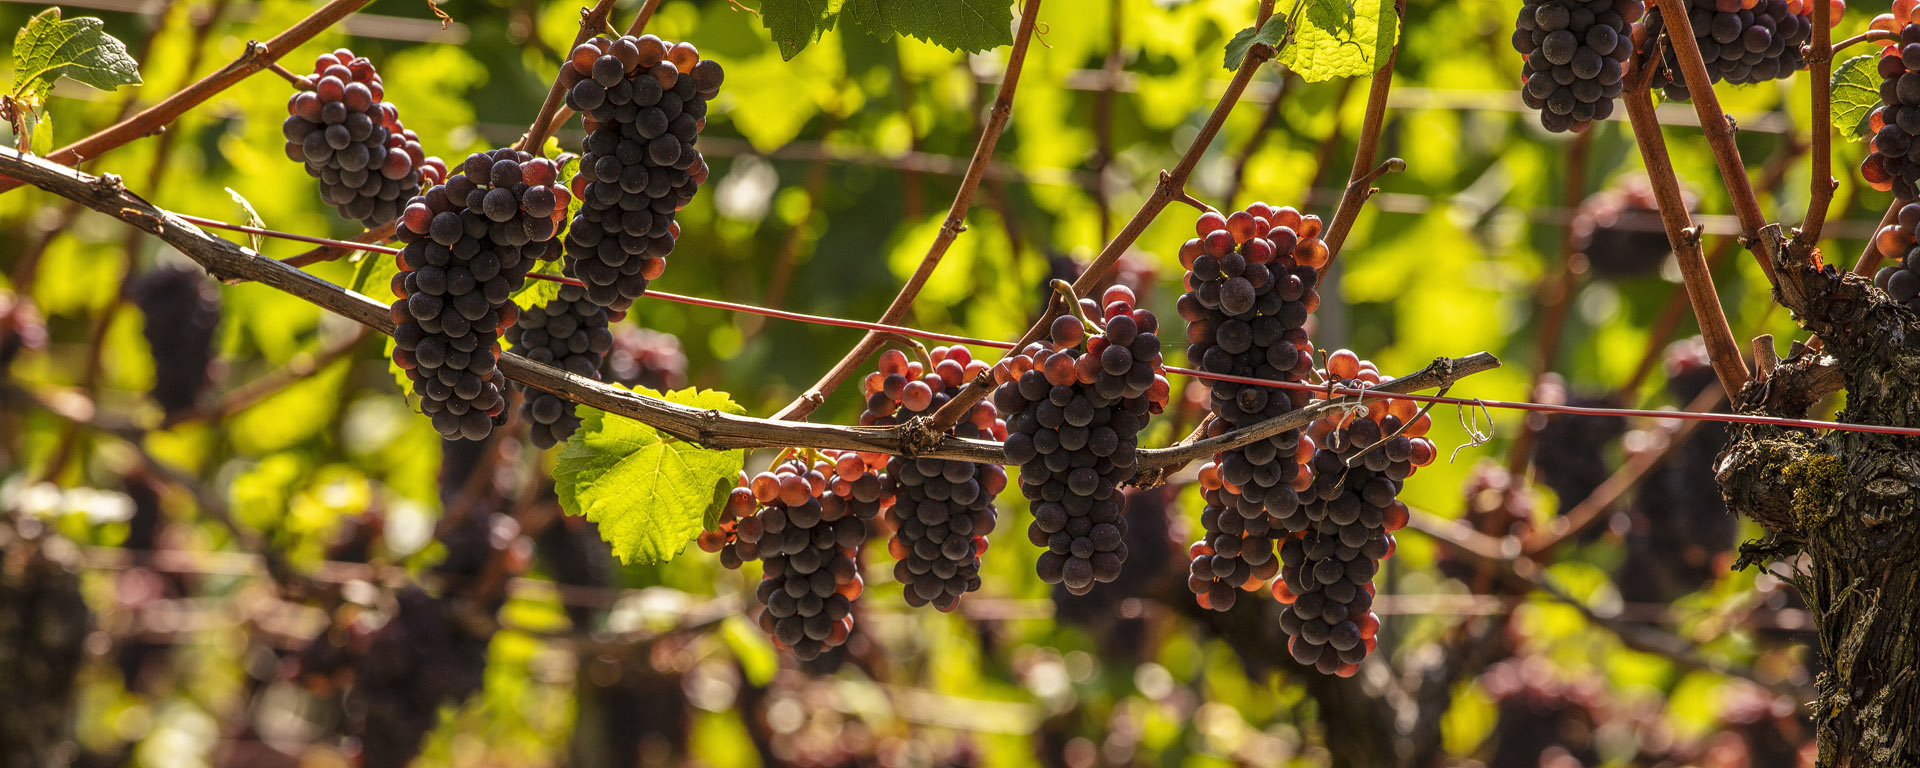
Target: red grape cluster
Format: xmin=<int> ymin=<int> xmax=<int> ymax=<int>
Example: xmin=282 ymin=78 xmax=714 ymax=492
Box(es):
xmin=859 ymin=346 xmax=1009 ymax=610
xmin=1275 ymin=351 xmax=1435 ymax=676
xmin=1645 ymin=0 xmax=1839 ymax=102
xmin=391 ymin=149 xmax=569 ymax=439
xmin=603 ymin=327 xmax=688 ymax=391
xmin=560 ymin=35 xmax=724 ymax=310
xmin=282 ymin=49 xmax=446 ymax=226
xmin=1571 ymin=181 xmax=1682 ymax=278
xmin=714 ymin=455 xmax=888 ymax=659
xmin=1862 ymin=10 xmax=1920 ymax=199
xmin=129 ymin=265 xmax=221 ymax=417
xmin=505 ymin=283 xmax=618 ymax=448
xmin=1178 ymin=204 xmax=1321 ymax=610
xmin=1871 ymin=205 xmax=1920 ymax=309
xmin=994 ymin=285 xmax=1170 ymax=595
xmin=1512 ymin=0 xmax=1639 ymax=132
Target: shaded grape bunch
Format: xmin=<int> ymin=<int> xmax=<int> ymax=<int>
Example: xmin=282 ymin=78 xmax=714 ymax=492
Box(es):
xmin=351 ymin=586 xmax=494 ymax=768
xmin=391 ymin=149 xmax=570 ymax=439
xmin=1179 ymin=204 xmax=1322 ymax=611
xmin=1481 ymin=656 xmax=1606 ymax=768
xmin=561 ymin=34 xmax=724 ymax=310
xmin=1528 ymin=374 xmax=1626 ymax=521
xmin=994 ymin=285 xmax=1171 ymax=595
xmin=859 ymin=346 xmax=1009 ymax=610
xmin=1274 ymin=350 xmax=1435 ymax=677
xmin=282 ymin=48 xmax=446 ymax=226
xmin=1644 ymin=0 xmax=1835 ymax=102
xmin=1863 ymin=16 xmax=1920 ymax=199
xmin=1186 ymin=459 xmax=1287 ymax=611
xmin=1614 ymin=338 xmax=1736 ymax=602
xmin=604 ymin=326 xmax=688 ymax=390
xmin=505 ymin=282 xmax=616 ymax=448
xmin=129 ymin=265 xmax=220 ymax=417
xmin=1872 ymin=204 xmax=1920 ymax=308
xmin=720 ymin=456 xmax=888 ymax=659
xmin=1511 ymin=0 xmax=1639 ymax=132
xmin=1571 ymin=181 xmax=1683 ymax=278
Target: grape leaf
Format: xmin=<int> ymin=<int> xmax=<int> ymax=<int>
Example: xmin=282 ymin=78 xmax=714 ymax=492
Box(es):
xmin=1224 ymin=16 xmax=1289 ymax=70
xmin=224 ymin=188 xmax=266 ymax=252
xmin=1278 ymin=0 xmax=1399 ymax=83
xmin=1832 ymin=54 xmax=1882 ymax=142
xmin=6 ymin=8 xmax=142 ymax=149
xmin=509 ymin=257 xmax=567 ymax=312
xmin=840 ymin=0 xmax=1014 ymax=54
xmin=760 ymin=0 xmax=833 ymax=60
xmin=554 ymin=386 xmax=747 ymax=565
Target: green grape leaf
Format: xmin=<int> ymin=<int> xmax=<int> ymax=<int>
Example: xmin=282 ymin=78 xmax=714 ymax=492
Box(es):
xmin=554 ymin=386 xmax=747 ymax=565
xmin=510 ymin=258 xmax=567 ymax=313
xmin=224 ymin=187 xmax=266 ymax=252
xmin=840 ymin=0 xmax=1014 ymax=54
xmin=760 ymin=0 xmax=833 ymax=60
xmin=1224 ymin=15 xmax=1289 ymax=70
xmin=1277 ymin=0 xmax=1399 ymax=83
xmin=6 ymin=8 xmax=142 ymax=134
xmin=1833 ymin=54 xmax=1882 ymax=142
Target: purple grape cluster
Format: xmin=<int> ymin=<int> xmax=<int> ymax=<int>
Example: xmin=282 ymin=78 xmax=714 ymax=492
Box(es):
xmin=282 ymin=48 xmax=445 ymax=226
xmin=505 ymin=283 xmax=616 ymax=448
xmin=1511 ymin=0 xmax=1639 ymax=132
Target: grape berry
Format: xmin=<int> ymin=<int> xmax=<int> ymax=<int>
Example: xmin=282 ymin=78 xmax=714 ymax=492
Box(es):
xmin=506 ymin=282 xmax=617 ymax=448
xmin=282 ymin=48 xmax=446 ymax=226
xmin=1644 ymin=0 xmax=1837 ymax=102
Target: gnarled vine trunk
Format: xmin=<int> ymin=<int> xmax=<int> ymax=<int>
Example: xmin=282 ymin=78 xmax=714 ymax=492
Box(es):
xmin=1717 ymin=254 xmax=1920 ymax=768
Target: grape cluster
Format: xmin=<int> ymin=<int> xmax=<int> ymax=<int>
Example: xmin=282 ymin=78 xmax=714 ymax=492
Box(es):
xmin=129 ymin=265 xmax=221 ymax=417
xmin=859 ymin=346 xmax=1009 ymax=610
xmin=1274 ymin=351 xmax=1435 ymax=676
xmin=994 ymin=285 xmax=1170 ymax=595
xmin=1614 ymin=339 xmax=1736 ymax=602
xmin=717 ymin=456 xmax=887 ymax=659
xmin=1871 ymin=204 xmax=1920 ymax=309
xmin=1863 ymin=11 xmax=1920 ymax=199
xmin=505 ymin=283 xmax=617 ymax=448
xmin=604 ymin=326 xmax=689 ymax=390
xmin=1528 ymin=374 xmax=1626 ymax=520
xmin=0 ymin=518 xmax=92 ymax=762
xmin=561 ymin=34 xmax=724 ymax=310
xmin=391 ymin=149 xmax=570 ymax=439
xmin=282 ymin=48 xmax=446 ymax=226
xmin=1571 ymin=181 xmax=1681 ymax=278
xmin=1645 ymin=0 xmax=1835 ymax=102
xmin=1511 ymin=0 xmax=1639 ymax=132
xmin=1177 ymin=204 xmax=1321 ymax=609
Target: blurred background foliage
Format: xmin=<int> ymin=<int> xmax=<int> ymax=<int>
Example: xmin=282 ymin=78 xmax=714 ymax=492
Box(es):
xmin=0 ymin=0 xmax=1873 ymax=764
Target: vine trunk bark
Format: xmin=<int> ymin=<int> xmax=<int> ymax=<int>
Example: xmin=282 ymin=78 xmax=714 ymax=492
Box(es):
xmin=1716 ymin=251 xmax=1920 ymax=768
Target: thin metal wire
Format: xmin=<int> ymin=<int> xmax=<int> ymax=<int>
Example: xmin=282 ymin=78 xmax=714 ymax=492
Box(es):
xmin=191 ymin=211 xmax=1920 ymax=438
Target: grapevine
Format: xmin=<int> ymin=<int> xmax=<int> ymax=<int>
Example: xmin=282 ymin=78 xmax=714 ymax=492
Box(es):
xmin=281 ymin=48 xmax=446 ymax=226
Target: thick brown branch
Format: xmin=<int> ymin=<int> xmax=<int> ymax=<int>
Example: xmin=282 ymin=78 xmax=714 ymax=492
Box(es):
xmin=1796 ymin=0 xmax=1835 ymax=246
xmin=771 ymin=0 xmax=1045 ymax=422
xmin=1 ymin=148 xmax=1500 ymax=476
xmin=0 ymin=0 xmax=375 ymax=193
xmin=1621 ymin=55 xmax=1749 ymax=399
xmin=1649 ymin=0 xmax=1777 ymax=287
xmin=1321 ymin=0 xmax=1406 ymax=266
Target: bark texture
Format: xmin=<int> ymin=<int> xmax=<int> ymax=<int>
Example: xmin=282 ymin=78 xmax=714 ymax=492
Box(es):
xmin=1718 ymin=255 xmax=1920 ymax=768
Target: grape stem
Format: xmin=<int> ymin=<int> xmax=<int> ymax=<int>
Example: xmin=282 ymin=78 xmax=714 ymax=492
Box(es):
xmin=1048 ymin=279 xmax=1103 ymax=337
xmin=1830 ymin=28 xmax=1896 ymax=55
xmin=0 ymin=0 xmax=378 ymax=194
xmin=513 ymin=0 xmax=622 ymax=154
xmin=1319 ymin=0 xmax=1407 ymax=269
xmin=1172 ymin=188 xmax=1217 ymax=214
xmin=265 ymin=59 xmax=314 ymax=90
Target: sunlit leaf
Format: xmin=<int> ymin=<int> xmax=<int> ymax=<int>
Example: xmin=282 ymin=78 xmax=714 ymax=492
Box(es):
xmin=1223 ymin=15 xmax=1287 ymax=71
xmin=840 ymin=0 xmax=1014 ymax=54
xmin=554 ymin=386 xmax=746 ymax=565
xmin=1833 ymin=54 xmax=1882 ymax=141
xmin=759 ymin=0 xmax=832 ymax=60
xmin=1278 ymin=0 xmax=1399 ymax=82
xmin=6 ymin=8 xmax=142 ymax=148
xmin=224 ymin=187 xmax=266 ymax=252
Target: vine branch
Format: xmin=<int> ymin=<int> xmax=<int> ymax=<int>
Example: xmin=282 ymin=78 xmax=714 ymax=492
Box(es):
xmin=771 ymin=0 xmax=1046 ymax=422
xmin=1320 ymin=0 xmax=1406 ymax=267
xmin=0 ymin=0 xmax=376 ymax=193
xmin=514 ymin=0 xmax=620 ymax=154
